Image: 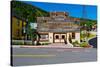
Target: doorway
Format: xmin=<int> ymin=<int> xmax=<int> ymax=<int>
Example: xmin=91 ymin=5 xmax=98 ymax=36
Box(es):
xmin=54 ymin=33 xmax=67 ymax=43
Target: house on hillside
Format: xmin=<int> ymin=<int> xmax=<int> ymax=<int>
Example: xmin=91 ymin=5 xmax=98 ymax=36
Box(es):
xmin=11 ymin=14 xmax=27 ymax=40
xmin=37 ymin=12 xmax=80 ymax=44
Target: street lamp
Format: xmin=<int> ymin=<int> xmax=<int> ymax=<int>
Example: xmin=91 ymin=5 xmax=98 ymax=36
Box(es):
xmin=22 ymin=19 xmax=28 ymax=45
xmin=26 ymin=19 xmax=28 ymax=40
xmin=84 ymin=24 xmax=88 ymax=42
xmin=23 ymin=26 xmax=26 ymax=45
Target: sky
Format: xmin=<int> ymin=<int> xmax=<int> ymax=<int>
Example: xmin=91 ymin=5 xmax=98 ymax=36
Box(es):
xmin=23 ymin=1 xmax=97 ymax=20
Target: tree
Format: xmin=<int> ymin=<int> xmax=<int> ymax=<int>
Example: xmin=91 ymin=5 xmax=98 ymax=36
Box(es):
xmin=11 ymin=1 xmax=49 ymax=22
xmin=31 ymin=29 xmax=41 ymax=45
xmin=11 ymin=1 xmax=49 ymax=42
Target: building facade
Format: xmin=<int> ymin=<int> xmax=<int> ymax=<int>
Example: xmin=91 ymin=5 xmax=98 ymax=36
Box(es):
xmin=12 ymin=16 xmax=26 ymax=40
xmin=37 ymin=12 xmax=80 ymax=44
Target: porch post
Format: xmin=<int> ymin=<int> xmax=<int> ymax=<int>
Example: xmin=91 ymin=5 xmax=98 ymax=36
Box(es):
xmin=67 ymin=33 xmax=70 ymax=44
xmin=49 ymin=32 xmax=53 ymax=43
xmin=75 ymin=32 xmax=80 ymax=43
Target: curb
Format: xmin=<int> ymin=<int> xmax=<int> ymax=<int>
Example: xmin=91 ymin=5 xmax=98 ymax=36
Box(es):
xmin=12 ymin=45 xmax=93 ymax=49
xmin=20 ymin=45 xmax=84 ymax=49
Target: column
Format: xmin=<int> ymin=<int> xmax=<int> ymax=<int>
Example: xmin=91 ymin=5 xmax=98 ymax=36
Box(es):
xmin=49 ymin=32 xmax=53 ymax=43
xmin=75 ymin=32 xmax=80 ymax=43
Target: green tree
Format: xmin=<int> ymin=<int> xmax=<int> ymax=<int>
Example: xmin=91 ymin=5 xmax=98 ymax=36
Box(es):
xmin=11 ymin=1 xmax=49 ymax=43
xmin=30 ymin=29 xmax=41 ymax=45
xmin=11 ymin=1 xmax=49 ymax=22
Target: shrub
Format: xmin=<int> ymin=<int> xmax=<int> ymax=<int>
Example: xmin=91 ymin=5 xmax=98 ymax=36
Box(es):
xmin=80 ymin=42 xmax=89 ymax=47
xmin=36 ymin=42 xmax=41 ymax=45
xmin=12 ymin=42 xmax=24 ymax=45
xmin=74 ymin=40 xmax=79 ymax=44
xmin=72 ymin=40 xmax=79 ymax=47
xmin=12 ymin=41 xmax=33 ymax=45
xmin=42 ymin=43 xmax=50 ymax=45
xmin=25 ymin=42 xmax=32 ymax=45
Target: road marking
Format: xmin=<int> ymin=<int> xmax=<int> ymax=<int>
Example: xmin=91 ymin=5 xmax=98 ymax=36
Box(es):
xmin=12 ymin=54 xmax=56 ymax=57
xmin=84 ymin=50 xmax=90 ymax=52
xmin=71 ymin=50 xmax=80 ymax=52
xmin=57 ymin=49 xmax=65 ymax=52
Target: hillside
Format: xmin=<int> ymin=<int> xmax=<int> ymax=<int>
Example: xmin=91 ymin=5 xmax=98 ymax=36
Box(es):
xmin=11 ymin=1 xmax=49 ymax=22
xmin=11 ymin=1 xmax=97 ymax=25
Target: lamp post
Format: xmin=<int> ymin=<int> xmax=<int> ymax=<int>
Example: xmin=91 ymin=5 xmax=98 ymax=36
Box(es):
xmin=26 ymin=19 xmax=28 ymax=40
xmin=23 ymin=26 xmax=26 ymax=45
xmin=84 ymin=24 xmax=88 ymax=42
xmin=23 ymin=19 xmax=28 ymax=45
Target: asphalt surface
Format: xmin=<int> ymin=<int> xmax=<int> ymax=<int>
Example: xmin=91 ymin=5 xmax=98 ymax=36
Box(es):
xmin=89 ymin=37 xmax=97 ymax=48
xmin=11 ymin=47 xmax=97 ymax=66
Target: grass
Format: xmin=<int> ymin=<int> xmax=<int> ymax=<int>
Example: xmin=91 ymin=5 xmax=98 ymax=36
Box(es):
xmin=12 ymin=42 xmax=24 ymax=45
xmin=80 ymin=31 xmax=96 ymax=41
xmin=41 ymin=43 xmax=50 ymax=45
xmin=12 ymin=41 xmax=51 ymax=45
xmin=79 ymin=42 xmax=91 ymax=48
xmin=72 ymin=39 xmax=91 ymax=48
xmin=88 ymin=34 xmax=96 ymax=39
xmin=12 ymin=41 xmax=33 ymax=45
xmin=80 ymin=42 xmax=88 ymax=47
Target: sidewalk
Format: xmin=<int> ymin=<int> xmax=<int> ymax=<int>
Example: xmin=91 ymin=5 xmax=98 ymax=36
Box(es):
xmin=12 ymin=44 xmax=83 ymax=49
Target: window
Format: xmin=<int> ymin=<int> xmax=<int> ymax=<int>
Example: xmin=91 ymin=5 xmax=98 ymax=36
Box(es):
xmin=55 ymin=35 xmax=59 ymax=39
xmin=16 ymin=29 xmax=20 ymax=37
xmin=55 ymin=17 xmax=65 ymax=21
xmin=72 ymin=32 xmax=75 ymax=39
xmin=43 ymin=20 xmax=47 ymax=23
xmin=40 ymin=34 xmax=48 ymax=40
xmin=17 ymin=19 xmax=20 ymax=26
xmin=62 ymin=35 xmax=65 ymax=39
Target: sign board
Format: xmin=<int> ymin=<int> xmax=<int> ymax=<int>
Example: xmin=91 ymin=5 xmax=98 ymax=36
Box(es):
xmin=30 ymin=23 xmax=37 ymax=29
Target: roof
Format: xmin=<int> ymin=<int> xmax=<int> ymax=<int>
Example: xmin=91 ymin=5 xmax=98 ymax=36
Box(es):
xmin=37 ymin=28 xmax=80 ymax=32
xmin=37 ymin=12 xmax=80 ymax=33
xmin=50 ymin=12 xmax=69 ymax=16
xmin=37 ymin=22 xmax=80 ymax=32
xmin=12 ymin=10 xmax=26 ymax=22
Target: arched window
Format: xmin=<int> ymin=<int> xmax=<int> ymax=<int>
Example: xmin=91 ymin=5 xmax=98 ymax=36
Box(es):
xmin=55 ymin=35 xmax=59 ymax=39
xmin=62 ymin=35 xmax=65 ymax=39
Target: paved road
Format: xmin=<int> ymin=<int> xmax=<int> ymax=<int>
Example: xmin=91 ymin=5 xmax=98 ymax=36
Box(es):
xmin=11 ymin=47 xmax=97 ymax=66
xmin=89 ymin=37 xmax=97 ymax=48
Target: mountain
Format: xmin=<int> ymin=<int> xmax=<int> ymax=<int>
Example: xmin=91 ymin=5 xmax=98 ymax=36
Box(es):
xmin=11 ymin=1 xmax=49 ymax=22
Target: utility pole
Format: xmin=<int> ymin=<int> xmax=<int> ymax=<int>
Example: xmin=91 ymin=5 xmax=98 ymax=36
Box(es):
xmin=82 ymin=5 xmax=87 ymax=19
xmin=82 ymin=5 xmax=88 ymax=42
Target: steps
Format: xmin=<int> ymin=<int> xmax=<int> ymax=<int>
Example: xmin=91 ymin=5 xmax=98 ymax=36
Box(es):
xmin=48 ymin=43 xmax=74 ymax=48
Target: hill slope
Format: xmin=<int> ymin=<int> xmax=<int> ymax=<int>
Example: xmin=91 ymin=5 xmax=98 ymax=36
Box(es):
xmin=11 ymin=1 xmax=49 ymax=22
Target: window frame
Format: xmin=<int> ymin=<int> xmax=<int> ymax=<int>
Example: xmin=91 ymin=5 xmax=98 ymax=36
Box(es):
xmin=55 ymin=35 xmax=59 ymax=39
xmin=62 ymin=35 xmax=65 ymax=39
xmin=40 ymin=34 xmax=49 ymax=40
xmin=72 ymin=32 xmax=75 ymax=39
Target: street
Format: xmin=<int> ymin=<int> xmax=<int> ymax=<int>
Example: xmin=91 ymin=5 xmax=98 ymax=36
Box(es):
xmin=89 ymin=37 xmax=97 ymax=48
xmin=11 ymin=47 xmax=97 ymax=66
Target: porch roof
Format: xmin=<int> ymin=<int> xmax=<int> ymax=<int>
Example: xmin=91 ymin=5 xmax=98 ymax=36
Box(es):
xmin=37 ymin=23 xmax=80 ymax=32
xmin=37 ymin=28 xmax=80 ymax=32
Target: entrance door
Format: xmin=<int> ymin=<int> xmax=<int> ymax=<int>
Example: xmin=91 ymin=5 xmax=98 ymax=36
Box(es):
xmin=54 ymin=33 xmax=66 ymax=43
